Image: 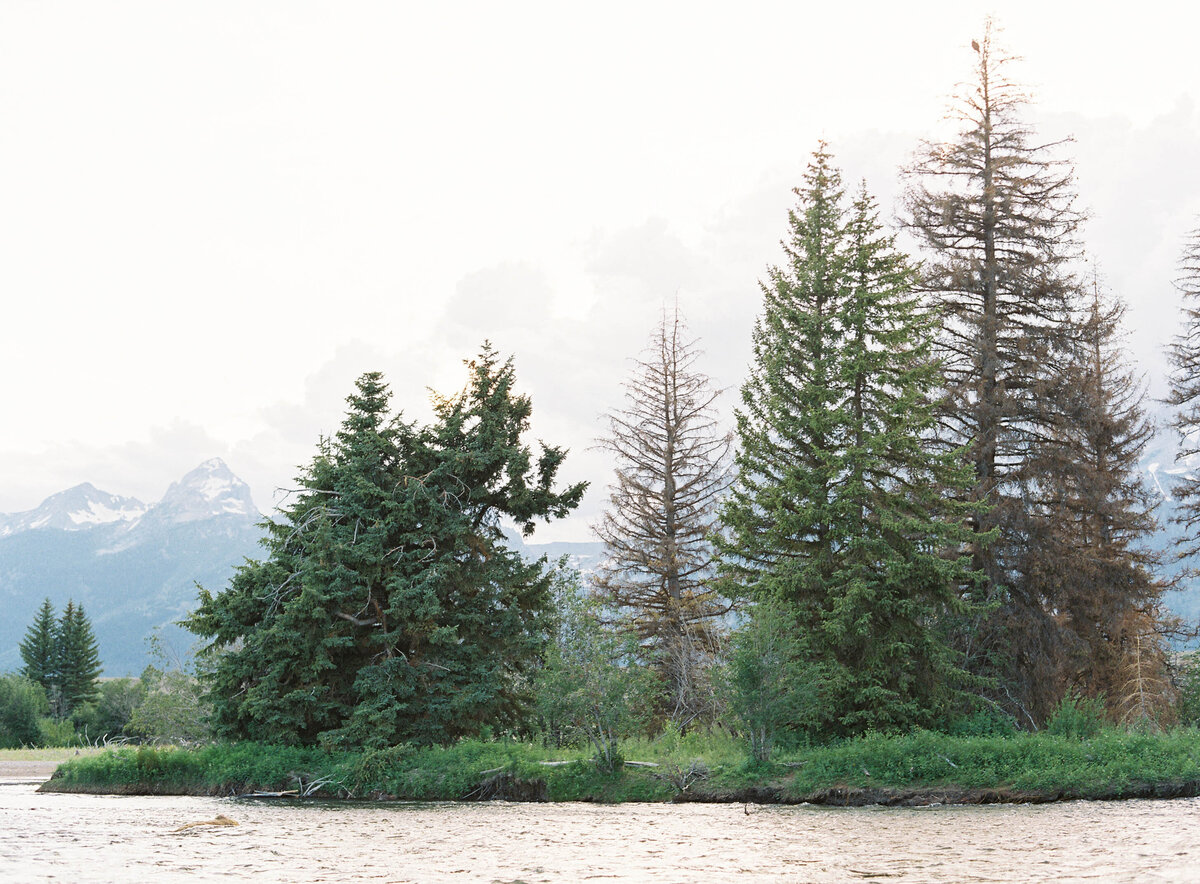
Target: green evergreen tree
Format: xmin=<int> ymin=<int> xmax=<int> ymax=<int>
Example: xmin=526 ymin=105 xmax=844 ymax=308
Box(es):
xmin=19 ymin=598 xmax=59 ymax=693
xmin=719 ymin=146 xmax=982 ymax=735
xmin=186 ymin=346 xmax=585 ymax=748
xmin=55 ymin=601 xmax=102 ymax=717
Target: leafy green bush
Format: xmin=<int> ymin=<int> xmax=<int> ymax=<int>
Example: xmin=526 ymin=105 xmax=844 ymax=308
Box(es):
xmin=536 ymin=572 xmax=661 ymax=771
xmin=1045 ymin=693 xmax=1108 ymax=739
xmin=1173 ymin=654 xmax=1200 ymax=727
xmin=73 ymin=678 xmax=147 ymax=743
xmin=37 ymin=717 xmax=78 ymax=747
xmin=717 ymin=603 xmax=822 ymax=762
xmin=945 ymin=708 xmax=1018 ymax=738
xmin=0 ymin=674 xmax=49 ymax=748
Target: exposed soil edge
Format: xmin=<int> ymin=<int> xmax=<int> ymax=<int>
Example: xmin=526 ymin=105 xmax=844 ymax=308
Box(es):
xmin=38 ymin=776 xmax=1200 ymax=806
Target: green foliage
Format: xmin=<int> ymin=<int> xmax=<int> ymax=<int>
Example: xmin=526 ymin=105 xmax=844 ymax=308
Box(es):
xmin=19 ymin=598 xmax=103 ymax=721
xmin=49 ymin=727 xmax=1200 ymax=804
xmin=1174 ymin=654 xmax=1200 ymax=727
xmin=536 ymin=569 xmax=662 ymax=771
xmin=120 ymin=633 xmax=207 ymax=745
xmin=19 ymin=599 xmax=59 ymax=689
xmin=1044 ymin=693 xmax=1109 ymax=740
xmin=36 ymin=716 xmax=78 ymax=747
xmin=56 ymin=602 xmax=103 ymax=717
xmin=717 ymin=603 xmax=822 ymax=761
xmin=73 ymin=678 xmax=147 ymax=743
xmin=126 ymin=668 xmax=208 ymax=745
xmin=0 ymin=674 xmax=49 ymax=748
xmin=719 ymin=146 xmax=984 ymax=736
xmin=186 ymin=348 xmax=585 ymax=749
xmin=944 ymin=708 xmax=1019 ymax=738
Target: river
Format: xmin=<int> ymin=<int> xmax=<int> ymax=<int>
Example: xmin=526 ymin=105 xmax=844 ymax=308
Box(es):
xmin=3 ymin=779 xmax=1199 ymax=882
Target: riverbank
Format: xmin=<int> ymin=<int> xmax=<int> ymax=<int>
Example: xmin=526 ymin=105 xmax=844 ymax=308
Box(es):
xmin=36 ymin=729 xmax=1200 ymax=806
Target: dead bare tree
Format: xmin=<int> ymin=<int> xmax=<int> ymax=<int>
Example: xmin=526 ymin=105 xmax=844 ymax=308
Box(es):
xmin=594 ymin=305 xmax=733 ymax=728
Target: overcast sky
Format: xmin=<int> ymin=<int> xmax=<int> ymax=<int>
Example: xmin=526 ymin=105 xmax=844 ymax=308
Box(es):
xmin=2 ymin=2 xmax=1198 ymax=541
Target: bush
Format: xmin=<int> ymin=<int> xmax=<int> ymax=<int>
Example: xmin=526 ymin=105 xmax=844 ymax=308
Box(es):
xmin=74 ymin=678 xmax=147 ymax=743
xmin=0 ymin=674 xmax=49 ymax=748
xmin=945 ymin=708 xmax=1019 ymax=738
xmin=1045 ymin=693 xmax=1108 ymax=739
xmin=1174 ymin=654 xmax=1200 ymax=727
xmin=37 ymin=717 xmax=78 ymax=747
xmin=536 ymin=570 xmax=661 ymax=772
xmin=716 ymin=603 xmax=822 ymax=762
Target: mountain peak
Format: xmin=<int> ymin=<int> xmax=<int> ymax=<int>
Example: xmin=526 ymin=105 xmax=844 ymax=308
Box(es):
xmin=0 ymin=483 xmax=147 ymax=536
xmin=151 ymin=459 xmax=258 ymax=524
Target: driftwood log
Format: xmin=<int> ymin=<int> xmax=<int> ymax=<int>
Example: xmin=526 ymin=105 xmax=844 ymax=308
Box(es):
xmin=172 ymin=814 xmax=239 ymax=833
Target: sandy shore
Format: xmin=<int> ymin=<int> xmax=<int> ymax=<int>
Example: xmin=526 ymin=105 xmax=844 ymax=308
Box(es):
xmin=0 ymin=760 xmax=62 ymax=781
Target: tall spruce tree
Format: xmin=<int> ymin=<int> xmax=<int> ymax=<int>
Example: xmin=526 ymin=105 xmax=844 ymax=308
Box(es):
xmin=594 ymin=305 xmax=732 ymax=726
xmin=1167 ymin=223 xmax=1200 ymax=569
xmin=902 ymin=23 xmax=1087 ymax=723
xmin=720 ymin=147 xmax=981 ymax=735
xmin=56 ymin=601 xmax=102 ymax=717
xmin=19 ymin=598 xmax=59 ymax=693
xmin=186 ymin=347 xmax=585 ymax=748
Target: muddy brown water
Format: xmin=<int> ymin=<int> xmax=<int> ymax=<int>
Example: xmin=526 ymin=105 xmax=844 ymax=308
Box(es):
xmin=3 ymin=778 xmax=1199 ymax=882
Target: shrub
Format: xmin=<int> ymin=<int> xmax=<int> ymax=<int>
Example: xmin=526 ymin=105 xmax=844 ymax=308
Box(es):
xmin=0 ymin=674 xmax=49 ymax=748
xmin=716 ymin=603 xmax=822 ymax=762
xmin=1045 ymin=693 xmax=1108 ymax=739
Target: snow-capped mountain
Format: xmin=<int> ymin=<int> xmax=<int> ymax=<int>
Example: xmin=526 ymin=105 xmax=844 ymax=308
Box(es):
xmin=0 ymin=483 xmax=146 ymax=537
xmin=0 ymin=459 xmax=266 ymax=676
xmin=142 ymin=458 xmax=257 ymax=526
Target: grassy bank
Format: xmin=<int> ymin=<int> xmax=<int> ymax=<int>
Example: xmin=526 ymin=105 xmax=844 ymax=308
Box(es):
xmin=38 ymin=728 xmax=1200 ymax=806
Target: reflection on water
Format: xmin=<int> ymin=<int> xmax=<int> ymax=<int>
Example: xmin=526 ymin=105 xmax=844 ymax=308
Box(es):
xmin=2 ymin=781 xmax=1199 ymax=882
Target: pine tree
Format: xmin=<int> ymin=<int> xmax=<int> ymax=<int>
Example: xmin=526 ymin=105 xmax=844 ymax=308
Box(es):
xmin=19 ymin=598 xmax=59 ymax=692
xmin=594 ymin=305 xmax=732 ymax=726
xmin=186 ymin=347 xmax=585 ymax=748
xmin=1017 ymin=280 xmax=1173 ymax=716
xmin=1167 ymin=223 xmax=1200 ymax=569
xmin=55 ymin=601 xmax=102 ymax=717
xmin=902 ymin=22 xmax=1087 ymax=722
xmin=720 ymin=146 xmax=982 ymax=735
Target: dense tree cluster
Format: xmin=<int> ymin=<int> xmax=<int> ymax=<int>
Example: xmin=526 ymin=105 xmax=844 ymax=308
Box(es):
xmin=900 ymin=23 xmax=1176 ymax=726
xmin=152 ymin=22 xmax=1197 ymax=760
xmin=19 ymin=597 xmax=102 ymax=719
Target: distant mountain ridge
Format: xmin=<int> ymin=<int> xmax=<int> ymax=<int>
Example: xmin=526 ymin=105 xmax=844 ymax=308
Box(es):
xmin=0 ymin=459 xmax=266 ymax=676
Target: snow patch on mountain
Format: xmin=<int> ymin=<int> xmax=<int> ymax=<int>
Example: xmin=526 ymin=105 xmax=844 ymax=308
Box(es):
xmin=0 ymin=459 xmax=258 ymax=540
xmin=0 ymin=483 xmax=147 ymax=537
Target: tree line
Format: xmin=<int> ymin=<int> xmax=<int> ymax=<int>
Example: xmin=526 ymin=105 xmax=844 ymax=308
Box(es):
xmin=6 ymin=23 xmax=1200 ymax=759
xmin=183 ymin=24 xmax=1200 ymax=756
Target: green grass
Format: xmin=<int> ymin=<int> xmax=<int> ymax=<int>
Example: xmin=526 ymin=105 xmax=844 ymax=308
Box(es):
xmin=0 ymin=746 xmax=104 ymax=763
xmin=774 ymin=728 xmax=1200 ymax=797
xmin=40 ymin=727 xmax=1200 ymax=804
